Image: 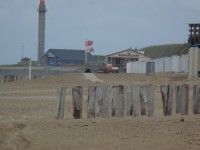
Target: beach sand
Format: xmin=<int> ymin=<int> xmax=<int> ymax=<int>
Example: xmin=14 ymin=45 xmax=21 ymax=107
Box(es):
xmin=0 ymin=73 xmax=200 ymax=150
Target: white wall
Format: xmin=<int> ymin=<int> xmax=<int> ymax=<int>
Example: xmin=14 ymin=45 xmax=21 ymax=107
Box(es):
xmin=126 ymin=61 xmax=146 ymax=73
xmin=152 ymin=54 xmax=188 ymax=73
xmin=127 ymin=54 xmax=188 ymax=73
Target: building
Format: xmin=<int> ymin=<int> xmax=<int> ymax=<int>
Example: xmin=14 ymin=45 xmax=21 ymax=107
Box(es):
xmin=38 ymin=0 xmax=47 ymax=62
xmin=188 ymin=23 xmax=200 ymax=78
xmin=105 ymin=48 xmax=150 ymax=68
xmin=41 ymin=49 xmax=95 ymax=66
xmin=18 ymin=57 xmax=31 ymax=65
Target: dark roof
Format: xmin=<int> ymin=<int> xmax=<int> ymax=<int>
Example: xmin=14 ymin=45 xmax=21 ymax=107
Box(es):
xmin=106 ymin=49 xmax=149 ymax=58
xmin=45 ymin=49 xmax=95 ymax=61
xmin=21 ymin=57 xmax=30 ymax=61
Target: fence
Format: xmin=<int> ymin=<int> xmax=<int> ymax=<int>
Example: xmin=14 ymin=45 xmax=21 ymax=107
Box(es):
xmin=127 ymin=54 xmax=188 ymax=73
xmin=56 ymin=83 xmax=200 ymax=119
xmin=0 ymin=75 xmax=46 ymax=84
xmin=0 ymin=75 xmax=28 ymax=84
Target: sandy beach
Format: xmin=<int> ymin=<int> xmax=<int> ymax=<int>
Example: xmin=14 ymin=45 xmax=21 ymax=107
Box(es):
xmin=0 ymin=73 xmax=200 ymax=150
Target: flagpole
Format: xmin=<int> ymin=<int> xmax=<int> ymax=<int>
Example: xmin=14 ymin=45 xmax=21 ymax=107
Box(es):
xmin=85 ymin=40 xmax=94 ymax=67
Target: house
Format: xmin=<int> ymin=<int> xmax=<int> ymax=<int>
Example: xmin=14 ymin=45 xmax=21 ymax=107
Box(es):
xmin=105 ymin=48 xmax=151 ymax=68
xmin=41 ymin=49 xmax=95 ymax=66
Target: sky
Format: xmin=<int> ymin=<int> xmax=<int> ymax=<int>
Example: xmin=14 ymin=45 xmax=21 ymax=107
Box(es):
xmin=0 ymin=0 xmax=200 ymax=64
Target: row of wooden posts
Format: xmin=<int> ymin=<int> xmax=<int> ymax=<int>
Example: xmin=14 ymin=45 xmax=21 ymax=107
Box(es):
xmin=56 ymin=84 xmax=200 ymax=119
xmin=0 ymin=75 xmax=44 ymax=84
xmin=0 ymin=75 xmax=28 ymax=84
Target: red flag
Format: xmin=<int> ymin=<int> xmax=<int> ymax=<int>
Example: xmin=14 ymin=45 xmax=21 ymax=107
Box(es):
xmin=85 ymin=40 xmax=93 ymax=46
xmin=88 ymin=40 xmax=93 ymax=46
xmin=40 ymin=0 xmax=45 ymax=5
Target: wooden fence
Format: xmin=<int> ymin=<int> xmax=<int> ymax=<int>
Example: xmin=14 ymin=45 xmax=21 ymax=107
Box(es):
xmin=0 ymin=75 xmax=46 ymax=84
xmin=0 ymin=75 xmax=28 ymax=83
xmin=56 ymin=83 xmax=200 ymax=119
xmin=88 ymin=85 xmax=154 ymax=118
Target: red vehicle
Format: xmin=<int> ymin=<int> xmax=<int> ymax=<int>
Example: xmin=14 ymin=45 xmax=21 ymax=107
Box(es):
xmin=104 ymin=65 xmax=119 ymax=73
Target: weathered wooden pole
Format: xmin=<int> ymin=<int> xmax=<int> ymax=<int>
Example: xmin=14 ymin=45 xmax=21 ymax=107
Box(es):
xmin=11 ymin=76 xmax=14 ymax=82
xmin=181 ymin=84 xmax=189 ymax=115
xmin=72 ymin=86 xmax=83 ymax=119
xmin=101 ymin=86 xmax=112 ymax=118
xmin=14 ymin=75 xmax=17 ymax=82
xmin=94 ymin=86 xmax=112 ymax=118
xmin=7 ymin=76 xmax=10 ymax=82
xmin=133 ymin=84 xmax=141 ymax=117
xmin=140 ymin=85 xmax=147 ymax=115
xmin=16 ymin=75 xmax=19 ymax=82
xmin=160 ymin=84 xmax=174 ymax=116
xmin=175 ymin=85 xmax=181 ymax=114
xmin=88 ymin=85 xmax=112 ymax=118
xmin=87 ymin=86 xmax=96 ymax=118
xmin=193 ymin=84 xmax=200 ymax=114
xmin=56 ymin=87 xmax=67 ymax=119
xmin=116 ymin=85 xmax=125 ymax=117
xmin=4 ymin=76 xmax=7 ymax=83
xmin=95 ymin=86 xmax=105 ymax=117
xmin=175 ymin=84 xmax=189 ymax=115
xmin=0 ymin=76 xmax=3 ymax=84
xmin=111 ymin=86 xmax=118 ymax=117
xmin=125 ymin=86 xmax=133 ymax=116
xmin=146 ymin=84 xmax=154 ymax=117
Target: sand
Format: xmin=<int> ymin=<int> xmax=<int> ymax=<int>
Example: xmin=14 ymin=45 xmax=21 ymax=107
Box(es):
xmin=0 ymin=73 xmax=200 ymax=150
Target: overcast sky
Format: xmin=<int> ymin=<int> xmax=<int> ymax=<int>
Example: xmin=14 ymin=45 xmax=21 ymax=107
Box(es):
xmin=0 ymin=0 xmax=199 ymax=64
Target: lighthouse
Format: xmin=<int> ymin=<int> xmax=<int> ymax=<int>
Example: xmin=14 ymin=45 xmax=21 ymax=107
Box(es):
xmin=38 ymin=0 xmax=47 ymax=63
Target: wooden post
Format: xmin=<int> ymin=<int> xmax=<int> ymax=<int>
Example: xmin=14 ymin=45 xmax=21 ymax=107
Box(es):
xmin=16 ymin=75 xmax=19 ymax=82
xmin=111 ymin=86 xmax=118 ymax=117
xmin=175 ymin=84 xmax=189 ymax=115
xmin=140 ymin=85 xmax=147 ymax=115
xmin=94 ymin=86 xmax=112 ymax=118
xmin=0 ymin=76 xmax=3 ymax=84
xmin=6 ymin=76 xmax=9 ymax=83
xmin=87 ymin=86 xmax=96 ymax=118
xmin=95 ymin=86 xmax=105 ymax=117
xmin=160 ymin=84 xmax=174 ymax=116
xmin=9 ymin=76 xmax=12 ymax=82
xmin=102 ymin=86 xmax=112 ymax=118
xmin=193 ymin=84 xmax=200 ymax=114
xmin=146 ymin=84 xmax=154 ymax=117
xmin=14 ymin=75 xmax=16 ymax=82
xmin=175 ymin=85 xmax=181 ymax=114
xmin=72 ymin=86 xmax=83 ymax=119
xmin=11 ymin=75 xmax=14 ymax=82
xmin=133 ymin=84 xmax=141 ymax=117
xmin=125 ymin=86 xmax=133 ymax=116
xmin=56 ymin=87 xmax=67 ymax=119
xmin=181 ymin=84 xmax=189 ymax=115
xmin=116 ymin=85 xmax=125 ymax=117
xmin=88 ymin=85 xmax=112 ymax=118
xmin=4 ymin=76 xmax=7 ymax=83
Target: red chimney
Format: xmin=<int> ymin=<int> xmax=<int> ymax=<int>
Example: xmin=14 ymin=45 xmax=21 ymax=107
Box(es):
xmin=40 ymin=0 xmax=45 ymax=5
